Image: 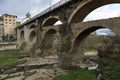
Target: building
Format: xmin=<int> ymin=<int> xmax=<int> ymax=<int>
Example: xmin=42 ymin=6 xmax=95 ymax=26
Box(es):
xmin=0 ymin=16 xmax=4 ymax=41
xmin=2 ymin=14 xmax=17 ymax=36
xmin=0 ymin=14 xmax=18 ymax=36
xmin=0 ymin=26 xmax=4 ymax=41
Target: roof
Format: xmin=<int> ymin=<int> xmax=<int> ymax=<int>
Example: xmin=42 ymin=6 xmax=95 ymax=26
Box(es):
xmin=2 ymin=13 xmax=17 ymax=17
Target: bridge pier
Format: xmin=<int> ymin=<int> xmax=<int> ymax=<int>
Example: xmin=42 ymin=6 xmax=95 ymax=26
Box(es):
xmin=57 ymin=23 xmax=73 ymax=67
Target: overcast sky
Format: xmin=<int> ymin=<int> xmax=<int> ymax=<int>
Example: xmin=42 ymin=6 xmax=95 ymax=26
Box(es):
xmin=0 ymin=0 xmax=61 ymax=20
xmin=0 ymin=0 xmax=120 ymax=35
xmin=0 ymin=0 xmax=119 ymax=21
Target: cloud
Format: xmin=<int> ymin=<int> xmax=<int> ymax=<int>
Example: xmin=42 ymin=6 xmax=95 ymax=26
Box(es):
xmin=83 ymin=4 xmax=120 ymax=35
xmin=0 ymin=0 xmax=60 ymax=20
xmin=0 ymin=0 xmax=120 ymax=23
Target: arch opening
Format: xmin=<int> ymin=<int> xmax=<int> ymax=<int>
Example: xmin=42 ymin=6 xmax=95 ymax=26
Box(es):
xmin=29 ymin=31 xmax=36 ymax=43
xmin=30 ymin=24 xmax=36 ymax=29
xmin=20 ymin=31 xmax=25 ymax=43
xmin=42 ymin=29 xmax=57 ymax=56
xmin=73 ymin=26 xmax=120 ymax=56
xmin=42 ymin=17 xmax=62 ymax=27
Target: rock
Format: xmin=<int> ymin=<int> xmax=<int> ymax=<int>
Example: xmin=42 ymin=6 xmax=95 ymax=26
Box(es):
xmin=35 ymin=49 xmax=43 ymax=57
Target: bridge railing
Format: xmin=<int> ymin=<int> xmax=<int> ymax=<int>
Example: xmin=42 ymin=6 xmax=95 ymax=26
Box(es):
xmin=18 ymin=0 xmax=71 ymax=27
xmin=34 ymin=0 xmax=71 ymax=19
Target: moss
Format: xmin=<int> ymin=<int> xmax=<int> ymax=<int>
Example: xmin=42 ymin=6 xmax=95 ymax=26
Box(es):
xmin=60 ymin=43 xmax=70 ymax=53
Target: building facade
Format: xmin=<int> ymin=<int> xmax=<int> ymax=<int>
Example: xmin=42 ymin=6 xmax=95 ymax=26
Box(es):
xmin=0 ymin=26 xmax=4 ymax=41
xmin=0 ymin=16 xmax=4 ymax=41
xmin=2 ymin=14 xmax=17 ymax=36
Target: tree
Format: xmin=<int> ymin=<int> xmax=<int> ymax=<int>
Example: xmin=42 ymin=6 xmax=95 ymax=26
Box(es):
xmin=9 ymin=35 xmax=14 ymax=41
xmin=1 ymin=35 xmax=7 ymax=41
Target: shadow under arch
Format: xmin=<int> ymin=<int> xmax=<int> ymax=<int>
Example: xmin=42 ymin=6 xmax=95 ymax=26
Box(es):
xmin=29 ymin=24 xmax=37 ymax=29
xmin=73 ymin=26 xmax=105 ymax=49
xmin=69 ymin=0 xmax=120 ymax=23
xmin=29 ymin=31 xmax=36 ymax=43
xmin=42 ymin=16 xmax=62 ymax=27
xmin=42 ymin=29 xmax=57 ymax=56
xmin=72 ymin=26 xmax=106 ymax=60
xmin=20 ymin=30 xmax=25 ymax=43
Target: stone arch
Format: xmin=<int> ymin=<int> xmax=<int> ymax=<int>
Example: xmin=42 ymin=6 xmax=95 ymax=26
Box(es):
xmin=29 ymin=24 xmax=37 ymax=29
xmin=69 ymin=0 xmax=120 ymax=23
xmin=73 ymin=26 xmax=104 ymax=49
xmin=42 ymin=16 xmax=61 ymax=27
xmin=29 ymin=31 xmax=36 ymax=43
xmin=72 ymin=19 xmax=120 ymax=60
xmin=42 ymin=29 xmax=57 ymax=56
xmin=20 ymin=30 xmax=25 ymax=44
xmin=72 ymin=26 xmax=105 ymax=60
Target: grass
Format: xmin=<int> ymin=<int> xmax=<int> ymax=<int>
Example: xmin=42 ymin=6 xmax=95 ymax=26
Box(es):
xmin=98 ymin=56 xmax=120 ymax=80
xmin=53 ymin=68 xmax=97 ymax=80
xmin=0 ymin=51 xmax=29 ymax=66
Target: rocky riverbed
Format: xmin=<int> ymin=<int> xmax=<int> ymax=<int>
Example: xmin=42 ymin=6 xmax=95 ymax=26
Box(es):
xmin=0 ymin=55 xmax=68 ymax=80
xmin=0 ymin=52 xmax=98 ymax=80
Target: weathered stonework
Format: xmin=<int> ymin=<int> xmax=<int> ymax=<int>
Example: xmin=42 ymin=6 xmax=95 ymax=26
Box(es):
xmin=16 ymin=0 xmax=120 ymax=67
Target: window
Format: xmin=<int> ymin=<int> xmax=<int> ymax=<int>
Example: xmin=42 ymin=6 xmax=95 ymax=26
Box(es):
xmin=5 ymin=19 xmax=7 ymax=21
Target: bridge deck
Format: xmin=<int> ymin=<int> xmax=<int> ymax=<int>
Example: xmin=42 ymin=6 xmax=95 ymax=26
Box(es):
xmin=18 ymin=0 xmax=71 ymax=28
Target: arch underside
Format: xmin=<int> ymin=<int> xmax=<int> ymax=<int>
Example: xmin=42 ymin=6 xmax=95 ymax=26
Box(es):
xmin=29 ymin=31 xmax=36 ymax=43
xmin=29 ymin=24 xmax=37 ymax=29
xmin=42 ymin=29 xmax=57 ymax=56
xmin=71 ymin=26 xmax=109 ymax=61
xmin=43 ymin=18 xmax=59 ymax=27
xmin=20 ymin=31 xmax=25 ymax=43
xmin=69 ymin=0 xmax=120 ymax=23
xmin=74 ymin=26 xmax=104 ymax=49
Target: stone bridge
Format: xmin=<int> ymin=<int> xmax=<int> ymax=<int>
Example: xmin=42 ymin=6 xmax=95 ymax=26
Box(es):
xmin=16 ymin=0 xmax=120 ymax=67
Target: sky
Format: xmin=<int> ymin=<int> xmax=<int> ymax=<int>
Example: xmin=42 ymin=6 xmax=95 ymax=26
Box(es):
xmin=0 ymin=0 xmax=120 ymax=35
xmin=0 ymin=0 xmax=61 ymax=20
